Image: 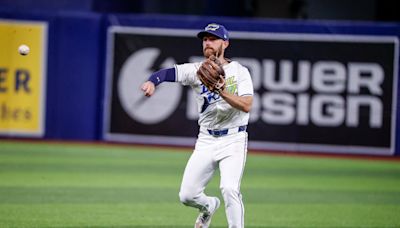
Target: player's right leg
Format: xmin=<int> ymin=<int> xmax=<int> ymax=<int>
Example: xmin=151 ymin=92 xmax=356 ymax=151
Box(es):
xmin=194 ymin=196 xmax=220 ymax=228
xmin=179 ymin=133 xmax=219 ymax=226
xmin=179 ymin=141 xmax=216 ymax=209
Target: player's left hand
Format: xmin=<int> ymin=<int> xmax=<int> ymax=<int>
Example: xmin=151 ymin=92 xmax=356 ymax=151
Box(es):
xmin=141 ymin=81 xmax=156 ymax=97
xmin=197 ymin=55 xmax=226 ymax=93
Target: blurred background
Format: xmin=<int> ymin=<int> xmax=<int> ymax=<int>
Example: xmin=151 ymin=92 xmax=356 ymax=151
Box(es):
xmin=0 ymin=0 xmax=399 ymax=21
xmin=0 ymin=0 xmax=399 ymax=156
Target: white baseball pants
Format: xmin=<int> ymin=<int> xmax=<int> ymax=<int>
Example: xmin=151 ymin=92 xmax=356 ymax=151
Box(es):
xmin=179 ymin=128 xmax=248 ymax=228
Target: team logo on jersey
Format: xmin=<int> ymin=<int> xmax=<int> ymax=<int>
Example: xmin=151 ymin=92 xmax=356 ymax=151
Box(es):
xmin=200 ymin=85 xmax=220 ymax=113
xmin=200 ymin=85 xmax=220 ymax=101
xmin=199 ymin=76 xmax=237 ymax=113
xmin=205 ymin=24 xmax=219 ymax=31
xmin=225 ymin=76 xmax=238 ymax=95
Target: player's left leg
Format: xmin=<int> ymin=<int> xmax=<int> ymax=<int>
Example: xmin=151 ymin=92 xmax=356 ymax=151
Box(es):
xmin=218 ymin=132 xmax=247 ymax=228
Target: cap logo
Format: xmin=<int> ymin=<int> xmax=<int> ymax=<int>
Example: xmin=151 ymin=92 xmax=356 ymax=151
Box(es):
xmin=205 ymin=23 xmax=220 ymax=31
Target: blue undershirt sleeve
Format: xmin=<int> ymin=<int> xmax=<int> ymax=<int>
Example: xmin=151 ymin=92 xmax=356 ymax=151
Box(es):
xmin=148 ymin=68 xmax=176 ymax=86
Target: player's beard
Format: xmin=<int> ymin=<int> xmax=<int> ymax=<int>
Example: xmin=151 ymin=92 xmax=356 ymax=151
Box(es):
xmin=203 ymin=44 xmax=223 ymax=58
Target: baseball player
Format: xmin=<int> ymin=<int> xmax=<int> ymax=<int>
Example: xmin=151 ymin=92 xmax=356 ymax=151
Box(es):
xmin=141 ymin=23 xmax=253 ymax=228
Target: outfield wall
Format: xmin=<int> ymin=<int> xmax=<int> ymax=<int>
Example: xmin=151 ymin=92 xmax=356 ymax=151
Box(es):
xmin=0 ymin=9 xmax=399 ymax=155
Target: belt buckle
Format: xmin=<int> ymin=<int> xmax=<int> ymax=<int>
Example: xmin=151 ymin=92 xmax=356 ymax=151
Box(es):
xmin=207 ymin=129 xmax=227 ymax=137
xmin=207 ymin=129 xmax=217 ymax=136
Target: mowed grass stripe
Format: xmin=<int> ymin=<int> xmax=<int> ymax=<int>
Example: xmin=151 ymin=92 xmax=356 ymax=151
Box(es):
xmin=0 ymin=203 xmax=197 ymax=228
xmin=1 ymin=187 xmax=399 ymax=205
xmin=0 ymin=187 xmax=179 ymax=204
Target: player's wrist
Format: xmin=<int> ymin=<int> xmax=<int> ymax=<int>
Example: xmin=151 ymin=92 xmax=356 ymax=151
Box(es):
xmin=218 ymin=88 xmax=228 ymax=97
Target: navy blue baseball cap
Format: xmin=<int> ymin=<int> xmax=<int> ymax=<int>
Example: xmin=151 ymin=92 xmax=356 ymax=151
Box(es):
xmin=197 ymin=23 xmax=229 ymax=41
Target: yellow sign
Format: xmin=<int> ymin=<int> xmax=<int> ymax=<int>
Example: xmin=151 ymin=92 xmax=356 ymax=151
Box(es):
xmin=0 ymin=20 xmax=47 ymax=137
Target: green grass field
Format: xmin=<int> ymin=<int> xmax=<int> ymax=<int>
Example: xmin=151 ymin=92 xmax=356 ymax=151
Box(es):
xmin=0 ymin=141 xmax=399 ymax=228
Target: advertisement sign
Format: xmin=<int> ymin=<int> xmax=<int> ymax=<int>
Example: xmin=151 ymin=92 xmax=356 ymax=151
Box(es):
xmin=0 ymin=20 xmax=48 ymax=137
xmin=104 ymin=26 xmax=398 ymax=155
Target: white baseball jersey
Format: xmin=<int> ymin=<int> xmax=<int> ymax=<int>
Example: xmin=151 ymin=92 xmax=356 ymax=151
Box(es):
xmin=174 ymin=61 xmax=253 ymax=129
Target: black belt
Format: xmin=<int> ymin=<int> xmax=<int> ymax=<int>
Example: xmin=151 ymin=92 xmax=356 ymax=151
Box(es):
xmin=207 ymin=125 xmax=247 ymax=137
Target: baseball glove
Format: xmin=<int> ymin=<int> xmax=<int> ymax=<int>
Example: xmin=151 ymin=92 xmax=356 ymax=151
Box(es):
xmin=197 ymin=55 xmax=225 ymax=93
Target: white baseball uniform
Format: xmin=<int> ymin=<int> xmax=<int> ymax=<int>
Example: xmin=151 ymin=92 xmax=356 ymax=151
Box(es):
xmin=176 ymin=60 xmax=253 ymax=228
